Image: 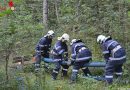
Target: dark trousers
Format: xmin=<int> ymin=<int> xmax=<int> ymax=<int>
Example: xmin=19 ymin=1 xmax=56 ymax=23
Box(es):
xmin=52 ymin=61 xmax=69 ymax=79
xmin=35 ymin=52 xmax=49 ymax=64
xmin=105 ymin=59 xmax=126 ymax=84
xmin=70 ymin=60 xmax=91 ymax=81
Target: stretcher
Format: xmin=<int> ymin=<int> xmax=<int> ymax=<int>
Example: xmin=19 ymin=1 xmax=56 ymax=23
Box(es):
xmin=42 ymin=58 xmax=106 ymax=67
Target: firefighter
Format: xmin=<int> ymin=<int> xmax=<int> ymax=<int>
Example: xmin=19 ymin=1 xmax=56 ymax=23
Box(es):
xmin=70 ymin=39 xmax=92 ymax=83
xmin=51 ymin=33 xmax=70 ymax=80
xmin=34 ymin=30 xmax=54 ymax=71
xmin=97 ymin=35 xmax=126 ymax=84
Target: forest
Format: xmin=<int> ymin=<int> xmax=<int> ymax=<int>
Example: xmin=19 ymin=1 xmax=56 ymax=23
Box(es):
xmin=0 ymin=0 xmax=130 ymax=90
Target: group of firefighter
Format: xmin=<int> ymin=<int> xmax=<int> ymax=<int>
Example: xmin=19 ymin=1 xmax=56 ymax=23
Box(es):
xmin=33 ymin=30 xmax=126 ymax=84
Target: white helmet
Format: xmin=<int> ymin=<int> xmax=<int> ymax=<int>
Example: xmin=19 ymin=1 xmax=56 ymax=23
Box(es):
xmin=58 ymin=33 xmax=69 ymax=41
xmin=70 ymin=39 xmax=77 ymax=45
xmin=97 ymin=35 xmax=106 ymax=44
xmin=47 ymin=30 xmax=54 ymax=36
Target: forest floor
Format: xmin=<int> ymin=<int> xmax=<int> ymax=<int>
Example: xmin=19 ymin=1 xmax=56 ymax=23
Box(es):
xmin=0 ymin=58 xmax=130 ymax=90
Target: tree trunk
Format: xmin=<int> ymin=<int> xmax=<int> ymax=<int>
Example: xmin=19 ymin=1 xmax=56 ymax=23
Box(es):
xmin=75 ymin=0 xmax=81 ymax=21
xmin=5 ymin=51 xmax=9 ymax=81
xmin=5 ymin=42 xmax=13 ymax=81
xmin=43 ymin=0 xmax=48 ymax=30
xmin=55 ymin=0 xmax=60 ymax=24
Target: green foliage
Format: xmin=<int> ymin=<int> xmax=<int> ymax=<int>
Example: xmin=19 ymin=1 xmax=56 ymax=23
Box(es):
xmin=0 ymin=9 xmax=12 ymax=17
xmin=23 ymin=64 xmax=35 ymax=73
xmin=0 ymin=0 xmax=130 ymax=89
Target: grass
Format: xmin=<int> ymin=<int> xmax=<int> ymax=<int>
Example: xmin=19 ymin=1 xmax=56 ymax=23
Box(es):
xmin=34 ymin=71 xmax=130 ymax=90
xmin=0 ymin=53 xmax=130 ymax=90
xmin=6 ymin=69 xmax=130 ymax=89
xmin=0 ymin=60 xmax=130 ymax=90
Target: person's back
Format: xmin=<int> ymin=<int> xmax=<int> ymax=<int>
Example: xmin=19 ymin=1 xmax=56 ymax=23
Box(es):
xmin=102 ymin=39 xmax=126 ymax=61
xmin=52 ymin=40 xmax=68 ymax=60
xmin=35 ymin=36 xmax=52 ymax=57
xmin=71 ymin=41 xmax=92 ymax=62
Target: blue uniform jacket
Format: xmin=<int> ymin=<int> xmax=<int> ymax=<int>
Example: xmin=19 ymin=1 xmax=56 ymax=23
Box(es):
xmin=52 ymin=40 xmax=68 ymax=61
xmin=71 ymin=42 xmax=92 ymax=62
xmin=35 ymin=35 xmax=52 ymax=54
xmin=101 ymin=39 xmax=126 ymax=61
